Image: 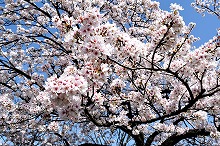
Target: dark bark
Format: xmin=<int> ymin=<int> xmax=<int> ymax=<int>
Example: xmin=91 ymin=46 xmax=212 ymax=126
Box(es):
xmin=133 ymin=133 xmax=145 ymax=146
xmin=145 ymin=131 xmax=160 ymax=146
xmin=159 ymin=128 xmax=210 ymax=146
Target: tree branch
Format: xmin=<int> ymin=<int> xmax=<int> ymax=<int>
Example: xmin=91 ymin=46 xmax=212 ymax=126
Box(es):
xmin=160 ymin=128 xmax=210 ymax=146
xmin=54 ymin=133 xmax=70 ymax=146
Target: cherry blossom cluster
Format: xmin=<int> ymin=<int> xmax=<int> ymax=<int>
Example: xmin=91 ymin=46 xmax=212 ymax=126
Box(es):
xmin=41 ymin=65 xmax=88 ymax=121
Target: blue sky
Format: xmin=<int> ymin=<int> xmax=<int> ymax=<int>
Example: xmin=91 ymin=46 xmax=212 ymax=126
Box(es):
xmin=157 ymin=0 xmax=220 ymax=47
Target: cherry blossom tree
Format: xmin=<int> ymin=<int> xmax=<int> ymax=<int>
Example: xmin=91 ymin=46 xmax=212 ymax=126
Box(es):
xmin=0 ymin=0 xmax=219 ymax=145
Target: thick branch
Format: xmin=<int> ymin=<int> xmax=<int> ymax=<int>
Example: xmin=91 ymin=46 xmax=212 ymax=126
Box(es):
xmin=145 ymin=131 xmax=160 ymax=146
xmin=160 ymin=128 xmax=210 ymax=146
xmin=118 ymin=126 xmax=144 ymax=146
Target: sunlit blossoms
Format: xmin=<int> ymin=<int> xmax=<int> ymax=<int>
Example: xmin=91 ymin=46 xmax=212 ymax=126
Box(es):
xmin=42 ymin=65 xmax=88 ymax=120
xmin=0 ymin=94 xmax=15 ymax=112
xmin=0 ymin=0 xmax=219 ymax=145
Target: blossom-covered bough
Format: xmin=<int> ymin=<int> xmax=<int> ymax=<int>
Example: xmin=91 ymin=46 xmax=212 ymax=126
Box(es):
xmin=0 ymin=0 xmax=219 ymax=145
xmin=191 ymin=0 xmax=220 ymax=18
